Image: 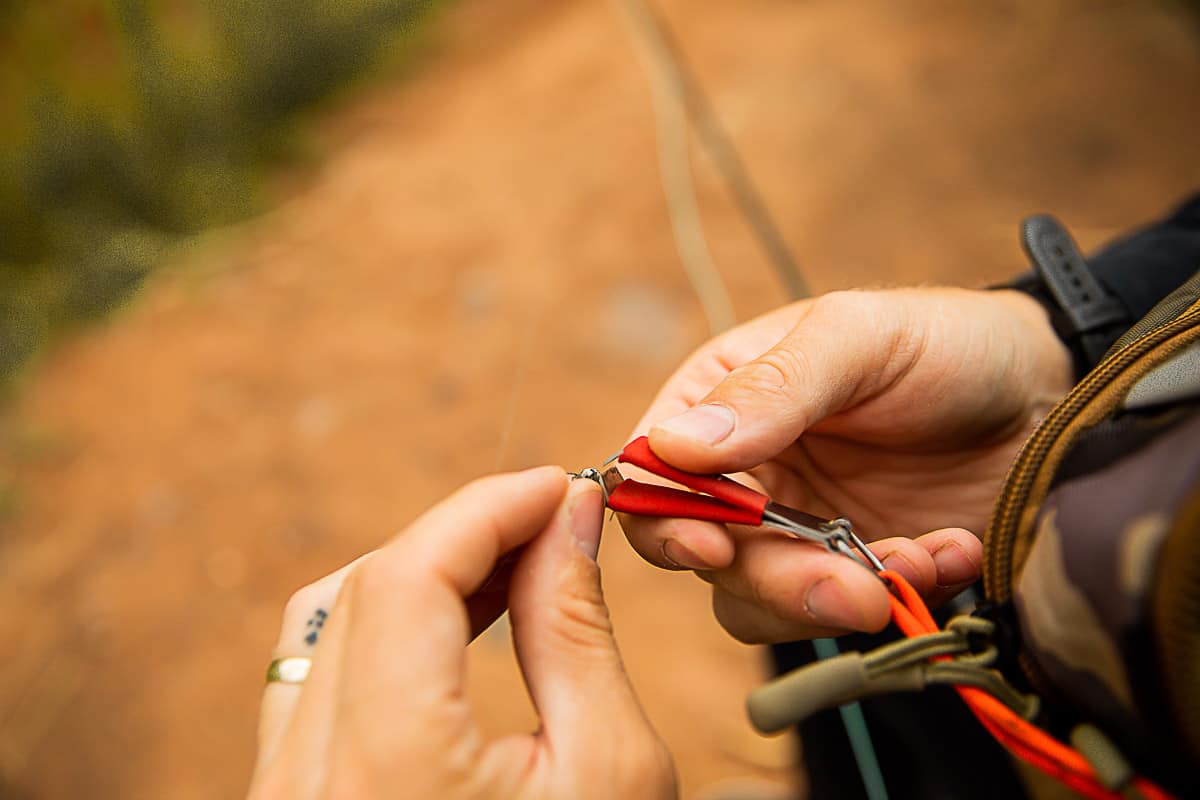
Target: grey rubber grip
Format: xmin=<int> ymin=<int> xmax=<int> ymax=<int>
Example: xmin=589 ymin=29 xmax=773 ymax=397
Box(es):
xmin=747 ymin=653 xmax=930 ymax=734
xmin=747 ymin=653 xmax=869 ymax=734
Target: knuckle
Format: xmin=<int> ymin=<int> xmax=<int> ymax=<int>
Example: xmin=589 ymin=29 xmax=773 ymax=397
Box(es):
xmin=737 ymin=346 xmax=814 ymax=402
xmin=735 ymin=353 xmax=793 ymax=393
xmin=282 ymin=581 xmax=325 ymax=624
xmin=344 ymin=556 xmax=378 ymax=596
xmin=812 ymin=288 xmax=867 ymax=318
xmin=815 ymin=289 xmax=915 ymax=374
xmin=544 ymin=579 xmax=615 ymax=649
xmin=804 ymin=292 xmax=847 ymax=330
xmin=347 ymin=554 xmax=409 ymax=601
xmin=454 ymin=474 xmax=502 ymax=504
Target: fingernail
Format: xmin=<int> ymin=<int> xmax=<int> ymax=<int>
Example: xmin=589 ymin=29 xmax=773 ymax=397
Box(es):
xmin=804 ymin=577 xmax=865 ymax=630
xmin=662 ymin=539 xmax=712 ymax=570
xmin=880 ymin=551 xmax=921 ymax=586
xmin=569 ymin=484 xmax=603 ymax=560
xmin=932 ymin=541 xmax=978 ymax=588
xmin=653 ymin=404 xmax=735 ymax=445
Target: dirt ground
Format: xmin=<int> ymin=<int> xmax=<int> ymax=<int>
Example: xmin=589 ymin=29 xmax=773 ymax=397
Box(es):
xmin=2 ymin=1 xmax=1199 ymax=798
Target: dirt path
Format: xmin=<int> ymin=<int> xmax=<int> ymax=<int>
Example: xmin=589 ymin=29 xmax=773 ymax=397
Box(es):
xmin=2 ymin=1 xmax=1199 ymax=797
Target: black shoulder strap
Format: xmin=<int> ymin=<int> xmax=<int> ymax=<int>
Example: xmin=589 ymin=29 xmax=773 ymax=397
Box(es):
xmin=1020 ymin=214 xmax=1132 ymax=367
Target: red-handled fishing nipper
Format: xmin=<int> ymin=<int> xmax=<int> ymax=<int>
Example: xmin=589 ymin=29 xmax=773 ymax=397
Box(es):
xmin=574 ymin=439 xmax=1177 ymax=800
xmin=573 ymin=436 xmax=884 ymax=572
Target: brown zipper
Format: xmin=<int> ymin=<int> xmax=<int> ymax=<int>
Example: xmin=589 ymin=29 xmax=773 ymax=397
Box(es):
xmin=984 ymin=301 xmax=1200 ymax=602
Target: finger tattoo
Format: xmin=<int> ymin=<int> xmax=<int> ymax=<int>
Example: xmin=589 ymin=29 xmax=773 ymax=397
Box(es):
xmin=304 ymin=608 xmax=328 ymax=647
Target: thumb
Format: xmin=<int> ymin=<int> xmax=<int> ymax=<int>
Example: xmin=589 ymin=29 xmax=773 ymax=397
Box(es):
xmin=649 ymin=292 xmax=909 ymax=473
xmin=507 ymin=479 xmax=655 ymax=751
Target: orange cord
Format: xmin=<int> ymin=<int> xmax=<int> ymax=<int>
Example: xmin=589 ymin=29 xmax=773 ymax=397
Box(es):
xmin=877 ymin=570 xmax=1176 ymax=800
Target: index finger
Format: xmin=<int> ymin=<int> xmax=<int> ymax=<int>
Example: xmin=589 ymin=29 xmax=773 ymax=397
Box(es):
xmin=337 ymin=467 xmax=568 ymax=698
xmin=384 ymin=466 xmax=569 ymax=598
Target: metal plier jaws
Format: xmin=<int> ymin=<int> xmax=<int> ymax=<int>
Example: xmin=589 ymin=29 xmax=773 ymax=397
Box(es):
xmin=570 ymin=436 xmax=884 ymax=572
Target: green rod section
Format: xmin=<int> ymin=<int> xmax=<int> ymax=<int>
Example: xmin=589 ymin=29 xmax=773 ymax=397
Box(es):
xmin=813 ymin=637 xmax=889 ymax=800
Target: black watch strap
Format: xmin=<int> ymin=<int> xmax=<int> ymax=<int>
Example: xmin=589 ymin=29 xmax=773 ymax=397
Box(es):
xmin=1019 ymin=214 xmax=1131 ymax=372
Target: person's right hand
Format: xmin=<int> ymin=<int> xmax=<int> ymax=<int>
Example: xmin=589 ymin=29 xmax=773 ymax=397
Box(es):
xmin=620 ymin=287 xmax=1074 ymax=643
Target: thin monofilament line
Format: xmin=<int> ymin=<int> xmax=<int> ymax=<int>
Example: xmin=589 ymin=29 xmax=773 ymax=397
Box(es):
xmin=492 ymin=300 xmax=543 ymax=472
xmin=613 ymin=0 xmax=735 ymax=335
xmin=613 ymin=0 xmax=810 ymax=305
xmin=612 ymin=12 xmax=874 ymax=797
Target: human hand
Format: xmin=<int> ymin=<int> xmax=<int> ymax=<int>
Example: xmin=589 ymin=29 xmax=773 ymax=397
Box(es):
xmin=620 ymin=288 xmax=1073 ymax=642
xmin=249 ymin=468 xmax=676 ymax=800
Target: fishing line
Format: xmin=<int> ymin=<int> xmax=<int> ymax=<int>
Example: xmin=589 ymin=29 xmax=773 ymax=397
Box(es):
xmin=612 ymin=0 xmax=734 ymax=336
xmin=491 ymin=288 xmax=546 ymax=473
xmin=612 ymin=0 xmax=810 ymax=308
xmin=612 ymin=4 xmax=885 ymax=798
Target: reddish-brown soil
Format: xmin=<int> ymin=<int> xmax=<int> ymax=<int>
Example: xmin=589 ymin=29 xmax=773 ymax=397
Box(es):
xmin=3 ymin=1 xmax=1199 ymax=798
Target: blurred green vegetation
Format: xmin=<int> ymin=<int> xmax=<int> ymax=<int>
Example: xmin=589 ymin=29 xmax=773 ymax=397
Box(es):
xmin=0 ymin=0 xmax=436 ymax=383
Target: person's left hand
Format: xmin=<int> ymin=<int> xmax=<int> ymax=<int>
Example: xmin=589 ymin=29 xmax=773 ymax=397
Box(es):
xmin=248 ymin=468 xmax=677 ymax=800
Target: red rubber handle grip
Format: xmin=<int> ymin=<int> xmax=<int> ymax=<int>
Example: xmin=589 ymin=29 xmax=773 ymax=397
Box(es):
xmin=607 ymin=480 xmax=765 ymax=526
xmin=618 ymin=436 xmax=768 ymax=515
